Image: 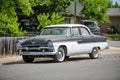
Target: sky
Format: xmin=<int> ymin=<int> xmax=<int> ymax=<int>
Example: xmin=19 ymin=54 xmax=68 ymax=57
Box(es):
xmin=112 ymin=0 xmax=120 ymax=4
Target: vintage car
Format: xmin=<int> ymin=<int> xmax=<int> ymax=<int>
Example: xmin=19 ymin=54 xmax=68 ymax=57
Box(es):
xmin=16 ymin=24 xmax=109 ymax=63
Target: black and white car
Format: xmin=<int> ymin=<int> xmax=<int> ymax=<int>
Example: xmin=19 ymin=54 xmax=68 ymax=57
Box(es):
xmin=16 ymin=24 xmax=109 ymax=63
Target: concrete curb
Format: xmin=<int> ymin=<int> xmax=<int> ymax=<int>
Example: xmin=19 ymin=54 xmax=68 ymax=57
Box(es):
xmin=110 ymin=47 xmax=120 ymax=49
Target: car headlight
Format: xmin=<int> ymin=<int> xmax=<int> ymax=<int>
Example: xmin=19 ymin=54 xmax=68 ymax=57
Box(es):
xmin=16 ymin=42 xmax=22 ymax=50
xmin=47 ymin=41 xmax=53 ymax=47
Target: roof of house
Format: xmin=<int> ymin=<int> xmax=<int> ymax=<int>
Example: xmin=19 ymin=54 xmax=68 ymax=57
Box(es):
xmin=107 ymin=8 xmax=120 ymax=17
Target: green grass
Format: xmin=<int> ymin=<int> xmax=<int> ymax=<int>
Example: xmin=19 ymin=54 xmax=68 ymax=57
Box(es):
xmin=107 ymin=34 xmax=120 ymax=40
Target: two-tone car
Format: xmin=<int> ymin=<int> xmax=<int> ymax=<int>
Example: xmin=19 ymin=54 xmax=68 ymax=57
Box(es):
xmin=16 ymin=24 xmax=109 ymax=63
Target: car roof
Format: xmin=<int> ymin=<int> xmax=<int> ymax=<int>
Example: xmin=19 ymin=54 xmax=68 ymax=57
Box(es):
xmin=46 ymin=24 xmax=87 ymax=28
xmin=45 ymin=24 xmax=93 ymax=35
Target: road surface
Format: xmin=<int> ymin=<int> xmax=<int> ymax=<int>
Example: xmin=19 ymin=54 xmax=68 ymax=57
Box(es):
xmin=0 ymin=41 xmax=120 ymax=80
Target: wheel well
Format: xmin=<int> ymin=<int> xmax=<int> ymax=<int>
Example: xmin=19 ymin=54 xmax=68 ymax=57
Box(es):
xmin=94 ymin=46 xmax=101 ymax=50
xmin=97 ymin=47 xmax=100 ymax=50
xmin=59 ymin=45 xmax=67 ymax=56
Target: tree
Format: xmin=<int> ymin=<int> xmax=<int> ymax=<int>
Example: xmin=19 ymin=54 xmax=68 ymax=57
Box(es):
xmin=79 ymin=0 xmax=111 ymax=23
xmin=37 ymin=13 xmax=64 ymax=30
xmin=31 ymin=0 xmax=72 ymax=30
xmin=112 ymin=2 xmax=120 ymax=8
xmin=0 ymin=0 xmax=33 ymax=36
xmin=0 ymin=0 xmax=73 ymax=36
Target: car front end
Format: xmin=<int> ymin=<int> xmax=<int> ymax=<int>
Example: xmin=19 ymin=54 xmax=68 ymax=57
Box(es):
xmin=16 ymin=38 xmax=58 ymax=56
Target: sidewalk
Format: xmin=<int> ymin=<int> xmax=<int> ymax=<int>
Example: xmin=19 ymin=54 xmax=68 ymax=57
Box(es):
xmin=0 ymin=55 xmax=22 ymax=64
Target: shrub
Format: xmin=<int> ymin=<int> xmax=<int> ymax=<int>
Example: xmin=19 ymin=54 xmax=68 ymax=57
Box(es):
xmin=37 ymin=13 xmax=65 ymax=30
xmin=107 ymin=34 xmax=120 ymax=40
xmin=0 ymin=14 xmax=26 ymax=36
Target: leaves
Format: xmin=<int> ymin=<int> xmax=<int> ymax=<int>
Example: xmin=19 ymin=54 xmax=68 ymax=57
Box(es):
xmin=16 ymin=0 xmax=33 ymax=16
xmin=0 ymin=0 xmax=29 ymax=36
xmin=0 ymin=13 xmax=26 ymax=36
xmin=0 ymin=0 xmax=72 ymax=36
xmin=37 ymin=13 xmax=65 ymax=30
xmin=80 ymin=0 xmax=111 ymax=23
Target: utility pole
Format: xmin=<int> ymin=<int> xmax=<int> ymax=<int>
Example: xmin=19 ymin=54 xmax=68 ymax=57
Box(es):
xmin=74 ymin=0 xmax=77 ymax=24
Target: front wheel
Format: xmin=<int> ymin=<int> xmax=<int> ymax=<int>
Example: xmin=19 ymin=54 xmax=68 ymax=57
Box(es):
xmin=54 ymin=47 xmax=65 ymax=62
xmin=89 ymin=48 xmax=99 ymax=59
xmin=22 ymin=55 xmax=34 ymax=63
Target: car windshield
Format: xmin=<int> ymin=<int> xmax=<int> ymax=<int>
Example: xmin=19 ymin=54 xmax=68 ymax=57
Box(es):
xmin=40 ymin=27 xmax=71 ymax=35
xmin=84 ymin=22 xmax=98 ymax=28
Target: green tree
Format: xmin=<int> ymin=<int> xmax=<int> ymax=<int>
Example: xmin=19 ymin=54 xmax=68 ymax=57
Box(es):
xmin=112 ymin=2 xmax=120 ymax=8
xmin=0 ymin=0 xmax=73 ymax=36
xmin=32 ymin=0 xmax=72 ymax=30
xmin=0 ymin=0 xmax=33 ymax=36
xmin=37 ymin=13 xmax=64 ymax=30
xmin=79 ymin=0 xmax=111 ymax=23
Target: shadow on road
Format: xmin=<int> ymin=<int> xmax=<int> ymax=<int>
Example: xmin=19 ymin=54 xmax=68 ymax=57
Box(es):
xmin=2 ymin=56 xmax=102 ymax=65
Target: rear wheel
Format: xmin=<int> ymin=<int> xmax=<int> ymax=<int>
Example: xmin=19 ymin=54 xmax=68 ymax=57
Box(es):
xmin=22 ymin=55 xmax=34 ymax=63
xmin=54 ymin=47 xmax=65 ymax=62
xmin=89 ymin=47 xmax=99 ymax=59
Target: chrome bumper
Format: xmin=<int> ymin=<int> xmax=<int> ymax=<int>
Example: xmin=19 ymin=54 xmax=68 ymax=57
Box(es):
xmin=17 ymin=47 xmax=57 ymax=55
xmin=18 ymin=51 xmax=57 ymax=55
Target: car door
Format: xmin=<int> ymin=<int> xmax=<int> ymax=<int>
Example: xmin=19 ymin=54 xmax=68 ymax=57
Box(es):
xmin=68 ymin=27 xmax=85 ymax=55
xmin=79 ymin=27 xmax=95 ymax=53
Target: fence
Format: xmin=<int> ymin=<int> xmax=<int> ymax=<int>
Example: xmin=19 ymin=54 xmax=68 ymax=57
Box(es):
xmin=0 ymin=37 xmax=25 ymax=57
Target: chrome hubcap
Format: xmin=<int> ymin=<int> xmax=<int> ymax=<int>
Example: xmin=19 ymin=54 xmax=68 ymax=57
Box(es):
xmin=93 ymin=49 xmax=99 ymax=58
xmin=56 ymin=51 xmax=64 ymax=61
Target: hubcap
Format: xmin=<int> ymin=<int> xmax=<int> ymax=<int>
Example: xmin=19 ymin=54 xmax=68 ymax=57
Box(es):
xmin=93 ymin=49 xmax=99 ymax=58
xmin=56 ymin=50 xmax=65 ymax=61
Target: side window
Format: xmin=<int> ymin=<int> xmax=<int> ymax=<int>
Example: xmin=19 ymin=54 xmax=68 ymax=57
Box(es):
xmin=72 ymin=27 xmax=80 ymax=36
xmin=80 ymin=27 xmax=90 ymax=35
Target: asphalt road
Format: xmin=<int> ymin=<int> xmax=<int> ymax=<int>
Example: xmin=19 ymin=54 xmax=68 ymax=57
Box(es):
xmin=0 ymin=41 xmax=120 ymax=80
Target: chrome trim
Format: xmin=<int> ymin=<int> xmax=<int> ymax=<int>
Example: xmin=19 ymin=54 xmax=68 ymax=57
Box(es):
xmin=18 ymin=51 xmax=57 ymax=55
xmin=18 ymin=47 xmax=54 ymax=50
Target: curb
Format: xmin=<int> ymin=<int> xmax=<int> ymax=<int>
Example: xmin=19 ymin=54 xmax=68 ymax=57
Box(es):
xmin=110 ymin=47 xmax=120 ymax=49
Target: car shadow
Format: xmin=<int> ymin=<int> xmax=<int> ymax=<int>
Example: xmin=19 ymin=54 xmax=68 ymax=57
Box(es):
xmin=2 ymin=56 xmax=102 ymax=65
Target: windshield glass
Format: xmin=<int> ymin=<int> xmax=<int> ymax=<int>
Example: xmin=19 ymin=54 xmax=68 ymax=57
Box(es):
xmin=40 ymin=27 xmax=71 ymax=35
xmin=84 ymin=22 xmax=98 ymax=28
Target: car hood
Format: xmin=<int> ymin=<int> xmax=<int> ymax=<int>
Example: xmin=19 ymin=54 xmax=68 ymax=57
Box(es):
xmin=19 ymin=35 xmax=68 ymax=45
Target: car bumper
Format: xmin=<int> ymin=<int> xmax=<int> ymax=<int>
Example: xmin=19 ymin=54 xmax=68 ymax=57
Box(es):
xmin=17 ymin=51 xmax=57 ymax=56
xmin=17 ymin=47 xmax=58 ymax=56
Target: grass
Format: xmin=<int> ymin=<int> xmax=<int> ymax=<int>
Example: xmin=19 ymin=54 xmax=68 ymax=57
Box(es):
xmin=107 ymin=34 xmax=120 ymax=40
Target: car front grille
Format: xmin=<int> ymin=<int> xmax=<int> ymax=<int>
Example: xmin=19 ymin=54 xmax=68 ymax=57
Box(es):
xmin=22 ymin=43 xmax=47 ymax=47
xmin=20 ymin=46 xmax=53 ymax=52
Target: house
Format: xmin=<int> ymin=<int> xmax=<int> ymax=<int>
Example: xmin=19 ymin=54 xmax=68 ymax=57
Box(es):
xmin=64 ymin=1 xmax=120 ymax=34
xmin=99 ymin=8 xmax=120 ymax=33
xmin=63 ymin=0 xmax=83 ymax=24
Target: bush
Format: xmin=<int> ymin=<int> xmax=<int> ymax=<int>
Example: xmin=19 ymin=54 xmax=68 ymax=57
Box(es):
xmin=107 ymin=34 xmax=120 ymax=40
xmin=0 ymin=14 xmax=26 ymax=37
xmin=37 ymin=13 xmax=65 ymax=30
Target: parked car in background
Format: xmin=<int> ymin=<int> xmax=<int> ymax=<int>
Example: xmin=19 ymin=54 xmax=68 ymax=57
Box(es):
xmin=16 ymin=24 xmax=109 ymax=63
xmin=80 ymin=20 xmax=101 ymax=35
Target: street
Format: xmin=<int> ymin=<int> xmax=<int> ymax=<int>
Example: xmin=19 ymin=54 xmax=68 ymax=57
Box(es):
xmin=0 ymin=40 xmax=120 ymax=80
